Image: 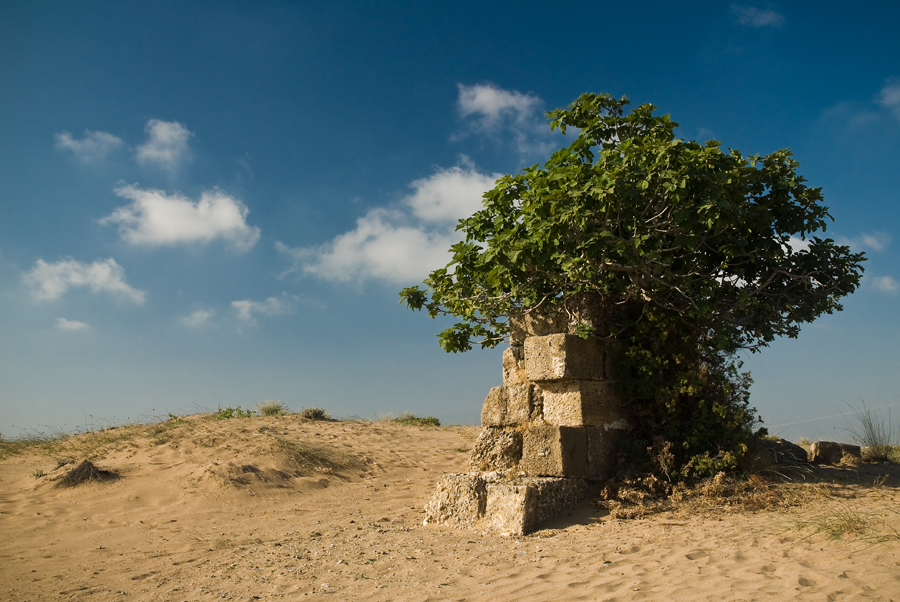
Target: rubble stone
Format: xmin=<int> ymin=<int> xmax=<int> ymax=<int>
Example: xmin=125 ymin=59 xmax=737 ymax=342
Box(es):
xmin=481 ymin=384 xmax=532 ymax=427
xmin=809 ymin=441 xmax=862 ymax=465
xmin=469 ymin=427 xmax=523 ymax=471
xmin=539 ymin=380 xmax=627 ymax=427
xmin=524 ymin=334 xmax=605 ymax=382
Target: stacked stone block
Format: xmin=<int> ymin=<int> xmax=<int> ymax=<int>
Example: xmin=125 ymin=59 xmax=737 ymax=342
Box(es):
xmin=424 ymin=295 xmax=631 ymax=535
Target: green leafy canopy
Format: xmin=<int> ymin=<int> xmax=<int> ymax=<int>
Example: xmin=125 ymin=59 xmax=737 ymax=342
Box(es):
xmin=400 ymin=93 xmax=866 ymax=356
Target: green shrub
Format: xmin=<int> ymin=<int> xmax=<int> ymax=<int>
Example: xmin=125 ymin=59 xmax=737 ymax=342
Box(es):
xmin=215 ymin=406 xmax=255 ymax=420
xmin=298 ymin=407 xmax=331 ymax=421
xmin=393 ymin=412 xmax=440 ymax=427
xmin=257 ymin=400 xmax=288 ymax=416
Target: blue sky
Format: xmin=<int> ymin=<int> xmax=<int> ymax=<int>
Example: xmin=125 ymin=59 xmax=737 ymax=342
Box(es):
xmin=1 ymin=1 xmax=898 ymax=441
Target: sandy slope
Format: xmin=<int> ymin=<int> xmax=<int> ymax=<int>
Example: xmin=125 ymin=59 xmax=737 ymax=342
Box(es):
xmin=1 ymin=415 xmax=899 ymax=601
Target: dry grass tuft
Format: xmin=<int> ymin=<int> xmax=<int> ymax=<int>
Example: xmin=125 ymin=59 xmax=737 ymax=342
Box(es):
xmin=298 ymin=407 xmax=331 ymax=421
xmin=271 ymin=436 xmax=356 ymax=475
xmin=54 ymin=460 xmax=117 ymax=488
xmin=257 ymin=400 xmax=289 ymax=416
xmin=597 ymin=469 xmax=820 ymax=519
xmin=844 ymin=401 xmax=898 ymax=463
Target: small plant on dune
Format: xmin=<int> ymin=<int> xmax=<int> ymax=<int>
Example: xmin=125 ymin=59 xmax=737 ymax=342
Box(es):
xmin=0 ymin=428 xmax=69 ymax=460
xmin=215 ymin=406 xmax=255 ymax=420
xmin=794 ymin=503 xmax=900 ymax=544
xmin=843 ymin=400 xmax=898 ymax=463
xmin=257 ymin=400 xmax=288 ymax=416
xmin=393 ymin=412 xmax=440 ymax=427
xmin=31 ymin=468 xmax=44 ymax=478
xmin=298 ymin=407 xmax=331 ymax=421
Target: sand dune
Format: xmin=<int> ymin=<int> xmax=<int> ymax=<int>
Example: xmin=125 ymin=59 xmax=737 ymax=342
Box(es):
xmin=1 ymin=414 xmax=899 ymax=601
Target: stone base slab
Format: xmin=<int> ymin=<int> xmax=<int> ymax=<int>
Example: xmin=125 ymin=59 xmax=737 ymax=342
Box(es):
xmin=423 ymin=472 xmax=588 ymax=536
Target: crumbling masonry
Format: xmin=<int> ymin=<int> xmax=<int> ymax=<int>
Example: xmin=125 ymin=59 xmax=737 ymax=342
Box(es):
xmin=424 ymin=295 xmax=632 ymax=535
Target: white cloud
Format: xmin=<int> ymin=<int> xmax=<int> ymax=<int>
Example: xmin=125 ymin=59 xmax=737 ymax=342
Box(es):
xmin=870 ymin=275 xmax=899 ymax=293
xmin=278 ymin=161 xmax=500 ymax=284
xmin=455 ymin=83 xmax=558 ymax=156
xmin=55 ymin=130 xmax=123 ymax=163
xmin=405 ymin=160 xmax=500 ymax=223
xmin=55 ymin=318 xmax=90 ymax=331
xmin=22 ymin=257 xmax=145 ymax=304
xmin=135 ymin=119 xmax=193 ymax=171
xmin=875 ymin=78 xmax=900 ymax=121
xmin=732 ymin=5 xmax=785 ymax=27
xmin=232 ymin=296 xmax=289 ymax=322
xmin=180 ymin=308 xmax=215 ymax=328
xmin=278 ymin=209 xmax=458 ymax=284
xmin=100 ymin=185 xmax=260 ymax=251
xmin=785 ymin=236 xmax=811 ymax=253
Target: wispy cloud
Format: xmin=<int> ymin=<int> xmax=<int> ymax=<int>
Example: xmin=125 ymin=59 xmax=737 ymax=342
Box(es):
xmin=135 ymin=119 xmax=193 ymax=171
xmin=731 ymin=5 xmax=785 ymax=27
xmin=458 ymin=83 xmax=542 ymax=130
xmin=22 ymin=257 xmax=145 ymax=303
xmin=278 ymin=159 xmax=500 ymax=284
xmin=55 ymin=130 xmax=124 ymax=163
xmin=818 ymin=79 xmax=900 ymax=130
xmin=869 ymin=275 xmax=899 ymax=293
xmin=232 ymin=296 xmax=289 ymax=323
xmin=100 ymin=185 xmax=260 ymax=251
xmin=55 ymin=317 xmax=90 ymax=331
xmin=180 ymin=308 xmax=215 ymax=328
xmin=875 ymin=77 xmax=900 ymax=122
xmin=837 ymin=231 xmax=891 ymax=252
xmin=455 ymin=83 xmax=558 ymax=156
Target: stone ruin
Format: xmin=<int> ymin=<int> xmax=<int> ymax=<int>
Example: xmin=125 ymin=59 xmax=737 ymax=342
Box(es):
xmin=423 ymin=294 xmax=632 ymax=536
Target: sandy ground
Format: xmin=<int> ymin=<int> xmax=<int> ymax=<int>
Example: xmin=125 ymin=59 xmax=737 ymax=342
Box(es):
xmin=1 ymin=414 xmax=899 ymax=601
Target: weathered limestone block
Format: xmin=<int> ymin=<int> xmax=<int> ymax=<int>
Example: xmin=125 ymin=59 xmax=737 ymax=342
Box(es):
xmin=539 ymin=380 xmax=628 ymax=427
xmin=502 ymin=346 xmax=528 ymax=385
xmin=521 ymin=425 xmax=590 ymax=477
xmin=509 ymin=292 xmax=618 ymax=346
xmin=521 ymin=425 xmax=626 ymax=479
xmin=481 ymin=384 xmax=532 ymax=427
xmin=809 ymin=441 xmax=862 ymax=465
xmin=509 ymin=310 xmax=568 ymax=346
xmin=585 ymin=427 xmax=624 ymax=480
xmin=469 ymin=427 xmax=523 ymax=471
xmin=423 ymin=472 xmax=589 ymax=535
xmin=423 ymin=473 xmax=487 ymax=528
xmin=524 ymin=334 xmax=605 ymax=382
